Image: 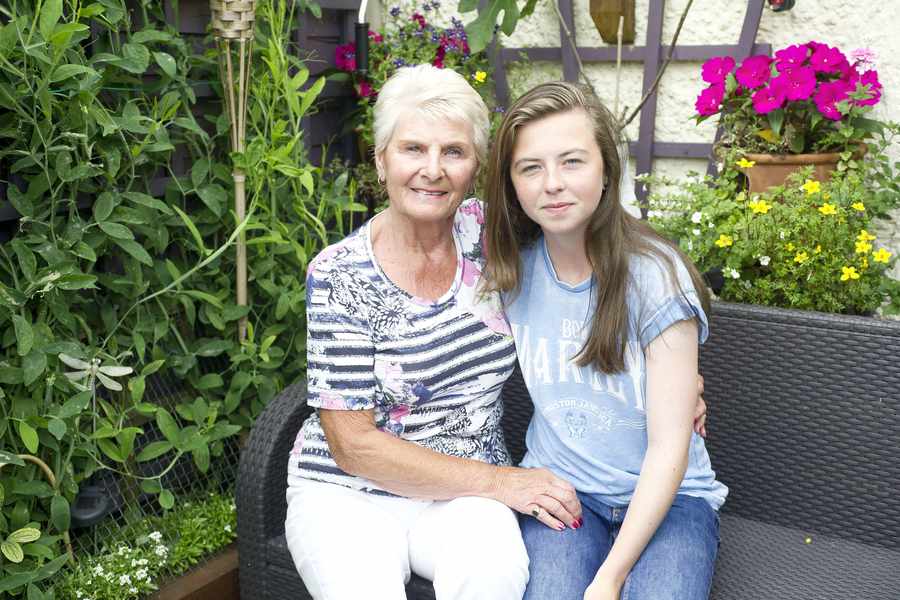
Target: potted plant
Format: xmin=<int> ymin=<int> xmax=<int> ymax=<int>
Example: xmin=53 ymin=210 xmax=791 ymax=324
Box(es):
xmin=695 ymin=42 xmax=884 ymax=193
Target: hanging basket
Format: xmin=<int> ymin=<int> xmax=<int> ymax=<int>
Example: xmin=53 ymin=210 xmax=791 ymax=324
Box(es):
xmin=210 ymin=0 xmax=256 ymax=41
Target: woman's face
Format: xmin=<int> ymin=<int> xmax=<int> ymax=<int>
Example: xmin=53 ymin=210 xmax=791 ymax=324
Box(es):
xmin=509 ymin=109 xmax=605 ymax=244
xmin=376 ymin=113 xmax=478 ymax=225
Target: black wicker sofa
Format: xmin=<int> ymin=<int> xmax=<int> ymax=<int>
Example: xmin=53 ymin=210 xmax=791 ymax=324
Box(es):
xmin=237 ymin=302 xmax=900 ymax=599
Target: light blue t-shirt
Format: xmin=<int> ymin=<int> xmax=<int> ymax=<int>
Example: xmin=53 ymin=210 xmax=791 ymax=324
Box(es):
xmin=505 ymin=237 xmax=728 ymax=510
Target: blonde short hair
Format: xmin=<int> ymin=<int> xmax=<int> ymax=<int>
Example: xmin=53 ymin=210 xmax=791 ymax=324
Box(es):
xmin=373 ymin=64 xmax=489 ymax=166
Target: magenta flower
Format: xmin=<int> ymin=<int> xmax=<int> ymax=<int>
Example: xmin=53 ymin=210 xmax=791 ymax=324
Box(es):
xmin=701 ymin=56 xmax=735 ymax=84
xmin=735 ymin=55 xmax=773 ymax=89
xmin=695 ymin=83 xmax=725 ymax=116
xmin=773 ymin=66 xmax=817 ymax=101
xmin=774 ymin=44 xmax=809 ymax=72
xmin=368 ymin=30 xmax=383 ymax=43
xmin=412 ymin=12 xmax=426 ymax=28
xmin=855 ymin=70 xmax=882 ymax=106
xmin=335 ymin=43 xmax=356 ymax=72
xmin=357 ymin=81 xmax=373 ymax=98
xmin=814 ymin=80 xmax=852 ymax=120
xmin=752 ymin=79 xmax=787 ymax=114
xmin=810 ymin=44 xmax=848 ymax=73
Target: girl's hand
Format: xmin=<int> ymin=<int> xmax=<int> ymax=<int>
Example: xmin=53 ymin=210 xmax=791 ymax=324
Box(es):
xmin=693 ymin=374 xmax=707 ymax=438
xmin=492 ymin=466 xmax=582 ymax=530
xmin=583 ymin=576 xmax=622 ymax=600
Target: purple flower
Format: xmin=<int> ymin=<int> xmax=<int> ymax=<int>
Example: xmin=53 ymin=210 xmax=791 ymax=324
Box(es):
xmin=389 ymin=6 xmax=400 ymax=17
xmin=393 ymin=57 xmax=407 ymax=68
xmin=810 ymin=44 xmax=848 ymax=73
xmin=856 ymin=69 xmax=882 ymax=106
xmin=752 ymin=79 xmax=787 ymax=114
xmin=774 ymin=44 xmax=808 ymax=72
xmin=773 ymin=66 xmax=816 ymax=101
xmin=701 ymin=56 xmax=735 ymax=84
xmin=814 ymin=80 xmax=851 ymax=120
xmin=334 ymin=43 xmax=356 ymax=72
xmin=735 ymin=55 xmax=772 ymax=89
xmin=695 ymin=83 xmax=725 ymax=116
xmin=422 ymin=2 xmax=431 ymax=10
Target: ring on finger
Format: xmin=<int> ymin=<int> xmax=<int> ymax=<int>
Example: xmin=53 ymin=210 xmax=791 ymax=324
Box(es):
xmin=531 ymin=507 xmax=540 ymax=518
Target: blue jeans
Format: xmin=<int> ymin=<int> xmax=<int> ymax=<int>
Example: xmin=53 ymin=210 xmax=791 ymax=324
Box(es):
xmin=521 ymin=493 xmax=719 ymax=600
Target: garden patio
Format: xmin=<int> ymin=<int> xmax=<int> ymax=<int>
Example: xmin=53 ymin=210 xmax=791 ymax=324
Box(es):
xmin=0 ymin=0 xmax=898 ymax=599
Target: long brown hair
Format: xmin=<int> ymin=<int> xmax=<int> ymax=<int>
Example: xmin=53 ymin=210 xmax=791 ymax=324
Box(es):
xmin=482 ymin=81 xmax=710 ymax=374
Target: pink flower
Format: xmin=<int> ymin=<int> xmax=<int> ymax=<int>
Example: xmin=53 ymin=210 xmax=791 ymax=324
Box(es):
xmin=850 ymin=47 xmax=877 ymax=69
xmin=814 ymin=80 xmax=852 ymax=120
xmin=368 ymin=30 xmax=383 ymax=43
xmin=335 ymin=43 xmax=356 ymax=72
xmin=357 ymin=81 xmax=373 ymax=98
xmin=412 ymin=12 xmax=426 ymax=28
xmin=695 ymin=83 xmax=725 ymax=116
xmin=433 ymin=43 xmax=446 ymax=69
xmin=701 ymin=56 xmax=735 ymax=84
xmin=752 ymin=78 xmax=787 ymax=114
xmin=810 ymin=44 xmax=848 ymax=74
xmin=774 ymin=44 xmax=809 ymax=72
xmin=773 ymin=66 xmax=816 ymax=101
xmin=460 ymin=201 xmax=484 ymax=224
xmin=735 ymin=55 xmax=773 ymax=89
xmin=855 ymin=69 xmax=882 ymax=106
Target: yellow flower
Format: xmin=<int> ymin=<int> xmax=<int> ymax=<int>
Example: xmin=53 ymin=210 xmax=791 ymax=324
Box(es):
xmin=714 ymin=234 xmax=733 ymax=248
xmin=840 ymin=266 xmax=860 ymax=281
xmin=855 ymin=240 xmax=872 ymax=254
xmin=818 ymin=203 xmax=837 ymax=215
xmin=736 ymin=158 xmax=756 ymax=169
xmin=857 ymin=229 xmax=876 ymax=242
xmin=748 ymin=199 xmax=771 ymax=214
xmin=786 ymin=242 xmax=795 ymax=251
xmin=814 ymin=245 xmax=822 ymax=254
xmin=473 ymin=71 xmax=487 ymax=84
xmin=861 ymin=256 xmax=869 ymax=269
xmin=794 ymin=251 xmax=809 ymax=264
xmin=801 ymin=179 xmax=821 ymax=195
xmin=873 ymin=248 xmax=893 ymax=263
xmin=852 ymin=202 xmax=866 ymax=211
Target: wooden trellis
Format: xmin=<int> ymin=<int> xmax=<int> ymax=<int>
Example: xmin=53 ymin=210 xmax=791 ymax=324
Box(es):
xmin=490 ymin=0 xmax=771 ymax=214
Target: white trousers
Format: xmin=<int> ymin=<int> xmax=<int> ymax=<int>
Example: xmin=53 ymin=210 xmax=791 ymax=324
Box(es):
xmin=284 ymin=478 xmax=529 ymax=600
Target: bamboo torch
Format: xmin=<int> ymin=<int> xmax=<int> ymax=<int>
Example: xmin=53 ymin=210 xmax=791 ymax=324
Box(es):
xmin=210 ymin=0 xmax=255 ymax=341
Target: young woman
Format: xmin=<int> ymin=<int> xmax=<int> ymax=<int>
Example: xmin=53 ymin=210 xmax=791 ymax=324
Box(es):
xmin=483 ymin=82 xmax=728 ymax=600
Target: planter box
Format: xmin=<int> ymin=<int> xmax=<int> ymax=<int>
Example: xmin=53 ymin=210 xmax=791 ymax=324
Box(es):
xmin=150 ymin=544 xmax=239 ymax=600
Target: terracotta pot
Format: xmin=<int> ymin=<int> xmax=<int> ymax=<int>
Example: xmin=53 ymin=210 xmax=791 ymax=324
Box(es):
xmin=738 ymin=147 xmax=862 ymax=194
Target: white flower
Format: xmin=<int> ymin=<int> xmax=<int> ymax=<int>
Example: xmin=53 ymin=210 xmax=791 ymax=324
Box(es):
xmin=155 ymin=545 xmax=169 ymax=557
xmin=779 ymin=230 xmax=786 ymax=240
xmin=727 ymin=268 xmax=741 ymax=279
xmin=692 ymin=228 xmax=701 ymax=236
xmin=136 ymin=568 xmax=149 ymax=581
xmin=224 ymin=524 xmax=232 ymax=533
xmin=118 ymin=574 xmax=132 ymax=585
xmin=759 ymin=255 xmax=771 ymax=266
xmin=691 ymin=211 xmax=703 ymax=224
xmin=129 ymin=588 xmax=137 ymax=594
xmin=92 ymin=565 xmax=105 ymax=576
xmin=708 ymin=222 xmax=714 ymax=228
xmin=76 ymin=592 xmax=84 ymax=599
xmin=686 ymin=240 xmax=693 ymax=251
xmin=149 ymin=531 xmax=163 ymax=542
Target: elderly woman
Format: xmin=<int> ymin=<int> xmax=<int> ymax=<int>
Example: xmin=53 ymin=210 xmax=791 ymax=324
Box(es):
xmin=283 ymin=64 xmax=581 ymax=600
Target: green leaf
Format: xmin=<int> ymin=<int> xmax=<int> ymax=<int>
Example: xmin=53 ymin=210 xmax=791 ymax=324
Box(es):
xmin=196 ymin=373 xmax=223 ymax=390
xmin=0 ymin=451 xmax=25 ymax=467
xmin=121 ymin=191 xmax=173 ymax=215
xmin=39 ymin=0 xmax=63 ymax=41
xmin=98 ymin=221 xmax=133 ymax=239
xmin=57 ymin=391 xmax=91 ymax=419
xmin=114 ymin=238 xmax=154 ymax=266
xmin=182 ymin=290 xmax=223 ymax=308
xmin=51 ymin=495 xmax=70 ymax=532
xmin=129 ymin=374 xmax=146 ymax=403
xmin=47 ymin=418 xmax=66 ymax=441
xmin=192 ymin=443 xmax=210 ymax=473
xmin=191 ymin=158 xmax=209 ymax=188
xmin=156 ymin=408 xmax=180 ymax=444
xmin=97 ymin=438 xmax=124 ymax=463
xmin=194 ymin=339 xmax=234 ymax=357
xmin=153 ymin=51 xmax=177 ymax=77
xmin=49 ymin=22 xmax=90 ymax=48
xmin=172 ymin=205 xmax=208 ymax=254
xmin=132 ymin=29 xmax=173 ymax=44
xmin=1 ymin=540 xmax=23 ymax=563
xmin=50 ymin=64 xmax=97 ymax=82
xmin=18 ymin=421 xmax=39 ymax=453
xmin=159 ymin=489 xmax=175 ymax=510
xmin=767 ymin=109 xmax=785 ymax=137
xmin=12 ymin=315 xmax=34 ymax=356
xmin=114 ymin=42 xmax=151 ymax=73
xmin=22 ymin=350 xmax=47 ymax=386
xmin=11 ymin=240 xmax=36 ymax=281
xmin=136 ymin=440 xmax=173 ymax=462
xmin=140 ymin=478 xmax=161 ymax=494
xmin=8 ymin=527 xmax=41 ymax=544
xmin=93 ymin=191 xmax=115 ymax=222
xmin=299 ymin=76 xmax=326 ymax=118
xmin=0 ymin=554 xmax=69 ymax=592
xmin=141 ymin=359 xmax=166 ymax=376
xmin=196 ymin=184 xmax=227 ymax=217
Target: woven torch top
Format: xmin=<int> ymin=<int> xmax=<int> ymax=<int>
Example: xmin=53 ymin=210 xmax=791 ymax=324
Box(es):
xmin=210 ymin=0 xmax=256 ymax=40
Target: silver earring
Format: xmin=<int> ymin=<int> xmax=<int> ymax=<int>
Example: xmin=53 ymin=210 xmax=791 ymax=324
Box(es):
xmin=378 ymin=173 xmax=386 ymax=184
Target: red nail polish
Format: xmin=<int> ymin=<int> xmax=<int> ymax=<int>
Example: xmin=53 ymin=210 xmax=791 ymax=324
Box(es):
xmin=571 ymin=521 xmax=580 ymax=529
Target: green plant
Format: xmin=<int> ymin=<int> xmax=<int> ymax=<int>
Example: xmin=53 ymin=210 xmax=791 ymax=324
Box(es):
xmin=56 ymin=490 xmax=236 ymax=600
xmin=0 ymin=0 xmax=354 ymax=595
xmin=645 ymin=132 xmax=900 ymax=315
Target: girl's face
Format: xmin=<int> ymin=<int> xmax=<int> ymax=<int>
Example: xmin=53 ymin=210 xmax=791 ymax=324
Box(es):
xmin=376 ymin=113 xmax=478 ymax=226
xmin=509 ymin=109 xmax=605 ymax=245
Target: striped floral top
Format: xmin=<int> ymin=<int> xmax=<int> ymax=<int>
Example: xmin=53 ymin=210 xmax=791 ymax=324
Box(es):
xmin=287 ymin=199 xmax=517 ymax=494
